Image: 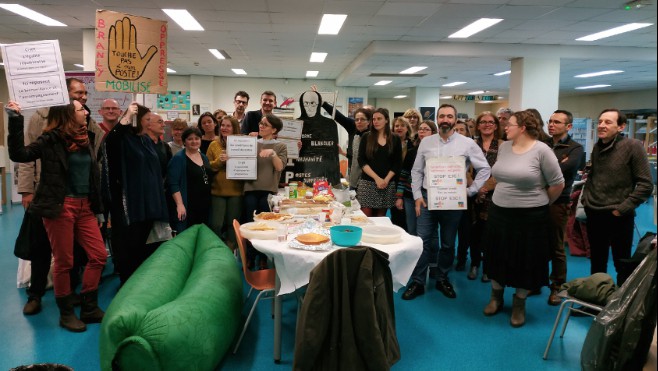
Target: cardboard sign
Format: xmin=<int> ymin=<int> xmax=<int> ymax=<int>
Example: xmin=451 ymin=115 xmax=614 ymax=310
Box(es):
xmin=425 ymin=156 xmax=467 ymax=210
xmin=95 ymin=10 xmax=167 ymax=94
xmin=0 ymin=40 xmax=68 ymax=109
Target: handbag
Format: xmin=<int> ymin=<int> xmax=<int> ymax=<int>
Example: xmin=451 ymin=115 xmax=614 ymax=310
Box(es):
xmin=14 ymin=209 xmax=35 ymax=260
xmin=146 ymin=220 xmax=173 ymax=244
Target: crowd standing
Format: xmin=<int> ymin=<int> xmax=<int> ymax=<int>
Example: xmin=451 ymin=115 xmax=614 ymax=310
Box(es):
xmin=8 ymin=83 xmax=653 ymax=332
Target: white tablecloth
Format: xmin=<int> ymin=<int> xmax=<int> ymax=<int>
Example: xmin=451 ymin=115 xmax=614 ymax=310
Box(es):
xmin=250 ymin=217 xmax=423 ymax=295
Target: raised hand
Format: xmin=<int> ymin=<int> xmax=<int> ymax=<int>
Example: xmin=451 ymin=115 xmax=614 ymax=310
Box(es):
xmin=108 ymin=17 xmax=158 ymax=81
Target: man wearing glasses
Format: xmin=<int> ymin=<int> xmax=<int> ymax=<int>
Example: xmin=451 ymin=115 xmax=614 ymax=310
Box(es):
xmin=403 ymin=104 xmax=490 ymax=300
xmin=97 ymin=99 xmax=123 ymax=140
xmin=232 ymin=90 xmax=249 ymax=125
xmin=241 ymin=90 xmax=277 ymax=136
xmin=544 ymin=110 xmax=584 ymax=306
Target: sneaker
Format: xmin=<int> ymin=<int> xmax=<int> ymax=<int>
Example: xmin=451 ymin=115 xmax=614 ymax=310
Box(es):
xmin=23 ymin=297 xmax=42 ymax=315
xmin=402 ymin=282 xmax=425 ymax=300
xmin=467 ymin=266 xmax=478 ymax=280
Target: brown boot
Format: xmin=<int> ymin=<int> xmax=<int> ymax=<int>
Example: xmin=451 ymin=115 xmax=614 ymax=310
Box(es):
xmin=510 ymin=294 xmax=526 ymax=328
xmin=23 ymin=296 xmax=42 ymax=315
xmin=548 ymin=284 xmax=562 ymax=306
xmin=483 ymin=288 xmax=504 ymax=316
xmin=80 ymin=290 xmax=105 ymax=324
xmin=56 ymin=294 xmax=86 ymax=332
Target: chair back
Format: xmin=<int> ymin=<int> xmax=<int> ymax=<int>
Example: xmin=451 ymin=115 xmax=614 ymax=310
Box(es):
xmin=233 ymin=219 xmax=249 ymax=276
xmin=232 ymin=219 xmax=276 ymax=291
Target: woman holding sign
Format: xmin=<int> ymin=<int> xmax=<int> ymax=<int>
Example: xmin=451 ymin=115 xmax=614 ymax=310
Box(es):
xmin=242 ymin=114 xmax=288 ymax=269
xmin=357 ymin=108 xmax=402 ymax=217
xmin=207 ymin=115 xmax=243 ymax=249
xmin=483 ymin=110 xmax=564 ymax=327
xmin=6 ymin=100 xmax=106 ymax=333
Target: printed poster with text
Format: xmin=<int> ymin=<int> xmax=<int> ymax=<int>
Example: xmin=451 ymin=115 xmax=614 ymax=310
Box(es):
xmin=0 ymin=40 xmax=68 ymax=110
xmin=425 ymin=156 xmax=467 ymax=210
xmin=95 ymin=10 xmax=167 ymax=94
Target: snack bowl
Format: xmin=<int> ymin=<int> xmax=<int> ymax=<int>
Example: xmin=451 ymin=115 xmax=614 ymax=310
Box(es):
xmin=329 ymin=225 xmax=363 ymax=247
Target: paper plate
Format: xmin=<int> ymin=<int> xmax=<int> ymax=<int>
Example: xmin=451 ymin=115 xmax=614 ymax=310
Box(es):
xmin=361 ymin=225 xmax=402 ymax=244
xmin=240 ymin=222 xmax=278 ymax=240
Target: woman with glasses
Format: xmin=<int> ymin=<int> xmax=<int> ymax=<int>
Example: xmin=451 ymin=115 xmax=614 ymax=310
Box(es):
xmin=243 ymin=114 xmax=288 ymax=269
xmin=207 ymin=116 xmax=243 ymax=250
xmin=395 ymin=120 xmax=438 ymax=235
xmin=403 ymin=108 xmax=422 ymax=145
xmin=483 ymin=110 xmax=564 ymax=327
xmin=7 ymin=100 xmax=106 ymax=332
xmin=167 ymin=127 xmax=212 ymax=234
xmin=197 ymin=112 xmax=219 ymax=154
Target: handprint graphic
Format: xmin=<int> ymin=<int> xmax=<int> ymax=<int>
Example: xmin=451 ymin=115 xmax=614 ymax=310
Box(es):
xmin=108 ymin=17 xmax=157 ymax=81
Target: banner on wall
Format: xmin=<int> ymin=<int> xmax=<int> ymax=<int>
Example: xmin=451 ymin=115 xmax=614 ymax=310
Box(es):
xmin=95 ymin=10 xmax=168 ymax=94
xmin=157 ymin=91 xmax=190 ymax=110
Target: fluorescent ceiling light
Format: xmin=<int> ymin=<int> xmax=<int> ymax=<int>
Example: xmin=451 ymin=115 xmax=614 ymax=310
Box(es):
xmin=449 ymin=18 xmax=503 ymax=38
xmin=494 ymin=70 xmax=511 ymax=76
xmin=575 ymin=70 xmax=624 ymax=78
xmin=394 ymin=95 xmax=407 ymax=99
xmin=74 ymin=64 xmax=84 ymax=68
xmin=0 ymin=4 xmax=66 ymax=26
xmin=374 ymin=80 xmax=392 ymax=86
xmin=232 ymin=69 xmax=247 ymax=75
xmin=440 ymin=95 xmax=453 ymax=99
xmin=400 ymin=66 xmax=427 ymax=74
xmin=477 ymin=101 xmax=495 ymax=104
xmin=209 ymin=49 xmax=225 ymax=60
xmin=468 ymin=90 xmax=485 ymax=95
xmin=576 ymin=23 xmax=652 ymax=41
xmin=442 ymin=81 xmax=467 ymax=87
xmin=318 ymin=14 xmax=347 ymax=35
xmin=310 ymin=52 xmax=328 ymax=63
xmin=167 ymin=68 xmax=176 ymax=73
xmin=162 ymin=9 xmax=204 ymax=31
xmin=575 ymin=84 xmax=611 ymax=90
xmin=306 ymin=71 xmax=319 ymax=77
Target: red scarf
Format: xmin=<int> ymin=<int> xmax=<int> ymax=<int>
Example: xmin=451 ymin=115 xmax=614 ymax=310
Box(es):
xmin=61 ymin=124 xmax=89 ymax=152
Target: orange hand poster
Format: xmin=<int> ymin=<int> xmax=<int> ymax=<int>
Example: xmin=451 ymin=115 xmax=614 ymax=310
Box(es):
xmin=95 ymin=10 xmax=167 ymax=94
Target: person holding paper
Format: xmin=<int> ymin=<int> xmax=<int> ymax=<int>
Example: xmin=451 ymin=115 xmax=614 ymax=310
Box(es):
xmin=357 ymin=108 xmax=402 ymax=217
xmin=483 ymin=110 xmax=564 ymax=328
xmin=207 ymin=115 xmax=244 ymax=250
xmin=242 ymin=114 xmax=288 ymax=269
xmin=7 ymin=100 xmax=107 ymax=333
xmin=403 ymin=104 xmax=490 ymax=301
xmin=167 ymin=127 xmax=212 ymax=233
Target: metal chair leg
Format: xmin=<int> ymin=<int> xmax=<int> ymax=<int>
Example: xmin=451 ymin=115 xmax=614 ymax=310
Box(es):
xmin=233 ymin=289 xmax=274 ymax=354
xmin=543 ymin=298 xmax=571 ymax=359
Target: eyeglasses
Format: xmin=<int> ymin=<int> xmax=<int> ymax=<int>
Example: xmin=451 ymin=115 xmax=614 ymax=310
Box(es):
xmin=258 ymin=122 xmax=271 ymax=127
xmin=478 ymin=120 xmax=495 ymax=125
xmin=235 ymin=100 xmax=248 ymax=105
xmin=418 ymin=127 xmax=432 ymax=132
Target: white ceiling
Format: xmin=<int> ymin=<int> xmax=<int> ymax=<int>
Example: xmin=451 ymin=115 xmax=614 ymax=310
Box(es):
xmin=0 ymin=0 xmax=656 ymax=99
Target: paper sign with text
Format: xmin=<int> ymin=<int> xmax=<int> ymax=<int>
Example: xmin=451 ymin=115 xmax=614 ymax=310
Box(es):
xmin=425 ymin=156 xmax=467 ymax=210
xmin=226 ymin=136 xmax=258 ymax=158
xmin=95 ymin=10 xmax=167 ymax=94
xmin=0 ymin=40 xmax=68 ymax=109
xmin=227 ymin=158 xmax=257 ymax=179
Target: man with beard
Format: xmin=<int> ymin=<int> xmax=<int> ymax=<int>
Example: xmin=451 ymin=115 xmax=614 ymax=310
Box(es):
xmin=403 ymin=104 xmax=491 ymax=300
xmin=241 ymin=90 xmax=276 ymax=136
xmin=231 ymin=90 xmax=249 ymax=126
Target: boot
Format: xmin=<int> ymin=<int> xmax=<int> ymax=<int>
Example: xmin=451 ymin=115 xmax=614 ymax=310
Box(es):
xmin=23 ymin=296 xmax=42 ymax=315
xmin=510 ymin=294 xmax=526 ymax=328
xmin=483 ymin=288 xmax=504 ymax=316
xmin=80 ymin=290 xmax=105 ymax=324
xmin=56 ymin=295 xmax=86 ymax=332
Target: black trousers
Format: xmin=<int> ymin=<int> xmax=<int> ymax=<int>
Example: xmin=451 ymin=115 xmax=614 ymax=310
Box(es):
xmin=585 ymin=208 xmax=635 ymax=285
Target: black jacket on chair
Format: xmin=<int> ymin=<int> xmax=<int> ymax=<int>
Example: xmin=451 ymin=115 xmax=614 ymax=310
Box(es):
xmin=293 ymin=246 xmax=400 ymax=371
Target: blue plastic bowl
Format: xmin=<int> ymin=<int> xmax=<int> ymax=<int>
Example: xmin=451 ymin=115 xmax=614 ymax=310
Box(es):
xmin=330 ymin=225 xmax=363 ymax=247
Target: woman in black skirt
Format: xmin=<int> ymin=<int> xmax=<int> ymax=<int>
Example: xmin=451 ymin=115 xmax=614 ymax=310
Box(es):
xmin=483 ymin=110 xmax=564 ymax=327
xmin=357 ymin=108 xmax=402 ymax=217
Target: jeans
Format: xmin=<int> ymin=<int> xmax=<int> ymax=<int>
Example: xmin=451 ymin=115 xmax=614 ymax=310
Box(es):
xmin=42 ymin=197 xmax=107 ymax=297
xmin=409 ymin=192 xmax=463 ymax=284
xmin=403 ymin=197 xmax=418 ymax=236
xmin=210 ymin=195 xmax=242 ymax=248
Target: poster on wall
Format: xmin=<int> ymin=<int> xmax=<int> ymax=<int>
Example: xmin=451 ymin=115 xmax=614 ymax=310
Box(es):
xmin=95 ymin=10 xmax=168 ymax=94
xmin=420 ymin=107 xmax=435 ymax=121
xmin=0 ymin=40 xmax=68 ymax=110
xmin=157 ymin=91 xmax=190 ymax=110
xmin=65 ymin=71 xmax=133 ymax=123
xmin=348 ymin=97 xmax=363 ymax=118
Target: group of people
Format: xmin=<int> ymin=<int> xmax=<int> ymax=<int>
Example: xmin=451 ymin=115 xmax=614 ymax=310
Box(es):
xmin=7 ymin=79 xmax=653 ymax=333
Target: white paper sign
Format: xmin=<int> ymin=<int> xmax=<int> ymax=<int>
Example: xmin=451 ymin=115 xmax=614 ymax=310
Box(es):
xmin=278 ymin=138 xmax=299 ymax=159
xmin=227 ymin=158 xmax=257 ymax=179
xmin=0 ymin=40 xmax=68 ymax=109
xmin=425 ymin=156 xmax=467 ymax=210
xmin=278 ymin=119 xmax=304 ymax=140
xmin=226 ymin=135 xmax=258 ymax=158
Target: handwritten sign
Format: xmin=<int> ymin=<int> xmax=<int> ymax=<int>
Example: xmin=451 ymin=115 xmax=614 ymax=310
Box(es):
xmin=277 ymin=119 xmax=303 ymax=159
xmin=0 ymin=40 xmax=68 ymax=109
xmin=95 ymin=10 xmax=167 ymax=94
xmin=226 ymin=136 xmax=257 ymax=157
xmin=425 ymin=156 xmax=467 ymax=210
xmin=227 ymin=158 xmax=257 ymax=179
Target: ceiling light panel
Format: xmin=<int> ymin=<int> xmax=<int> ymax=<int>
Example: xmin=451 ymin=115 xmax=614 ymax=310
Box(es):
xmin=162 ymin=9 xmax=204 ymax=31
xmin=310 ymin=52 xmax=327 ymax=63
xmin=306 ymin=71 xmax=319 ymax=77
xmin=449 ymin=18 xmax=503 ymax=38
xmin=494 ymin=70 xmax=511 ymax=76
xmin=576 ymin=23 xmax=652 ymax=41
xmin=232 ymin=69 xmax=247 ymax=75
xmin=318 ymin=14 xmax=347 ymax=35
xmin=575 ymin=84 xmax=611 ymax=89
xmin=374 ymin=80 xmax=392 ymax=86
xmin=575 ymin=70 xmax=624 ymax=78
xmin=0 ymin=4 xmax=66 ymax=26
xmin=442 ymin=81 xmax=467 ymax=87
xmin=400 ymin=66 xmax=427 ymax=74
xmin=209 ymin=49 xmax=225 ymax=60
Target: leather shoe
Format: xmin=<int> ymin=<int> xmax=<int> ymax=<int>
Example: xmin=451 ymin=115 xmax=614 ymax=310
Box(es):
xmin=435 ymin=279 xmax=457 ymax=299
xmin=548 ymin=288 xmax=562 ymax=306
xmin=402 ymin=282 xmax=425 ymax=300
xmin=23 ymin=297 xmax=42 ymax=315
xmin=467 ymin=266 xmax=478 ymax=280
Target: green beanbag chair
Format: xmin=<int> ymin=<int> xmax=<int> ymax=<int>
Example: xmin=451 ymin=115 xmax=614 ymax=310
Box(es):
xmin=99 ymin=224 xmax=243 ymax=371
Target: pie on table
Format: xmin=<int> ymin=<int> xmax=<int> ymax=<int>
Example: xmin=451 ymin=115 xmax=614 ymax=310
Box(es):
xmin=295 ymin=233 xmax=330 ymax=245
xmin=254 ymin=212 xmax=293 ymax=221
